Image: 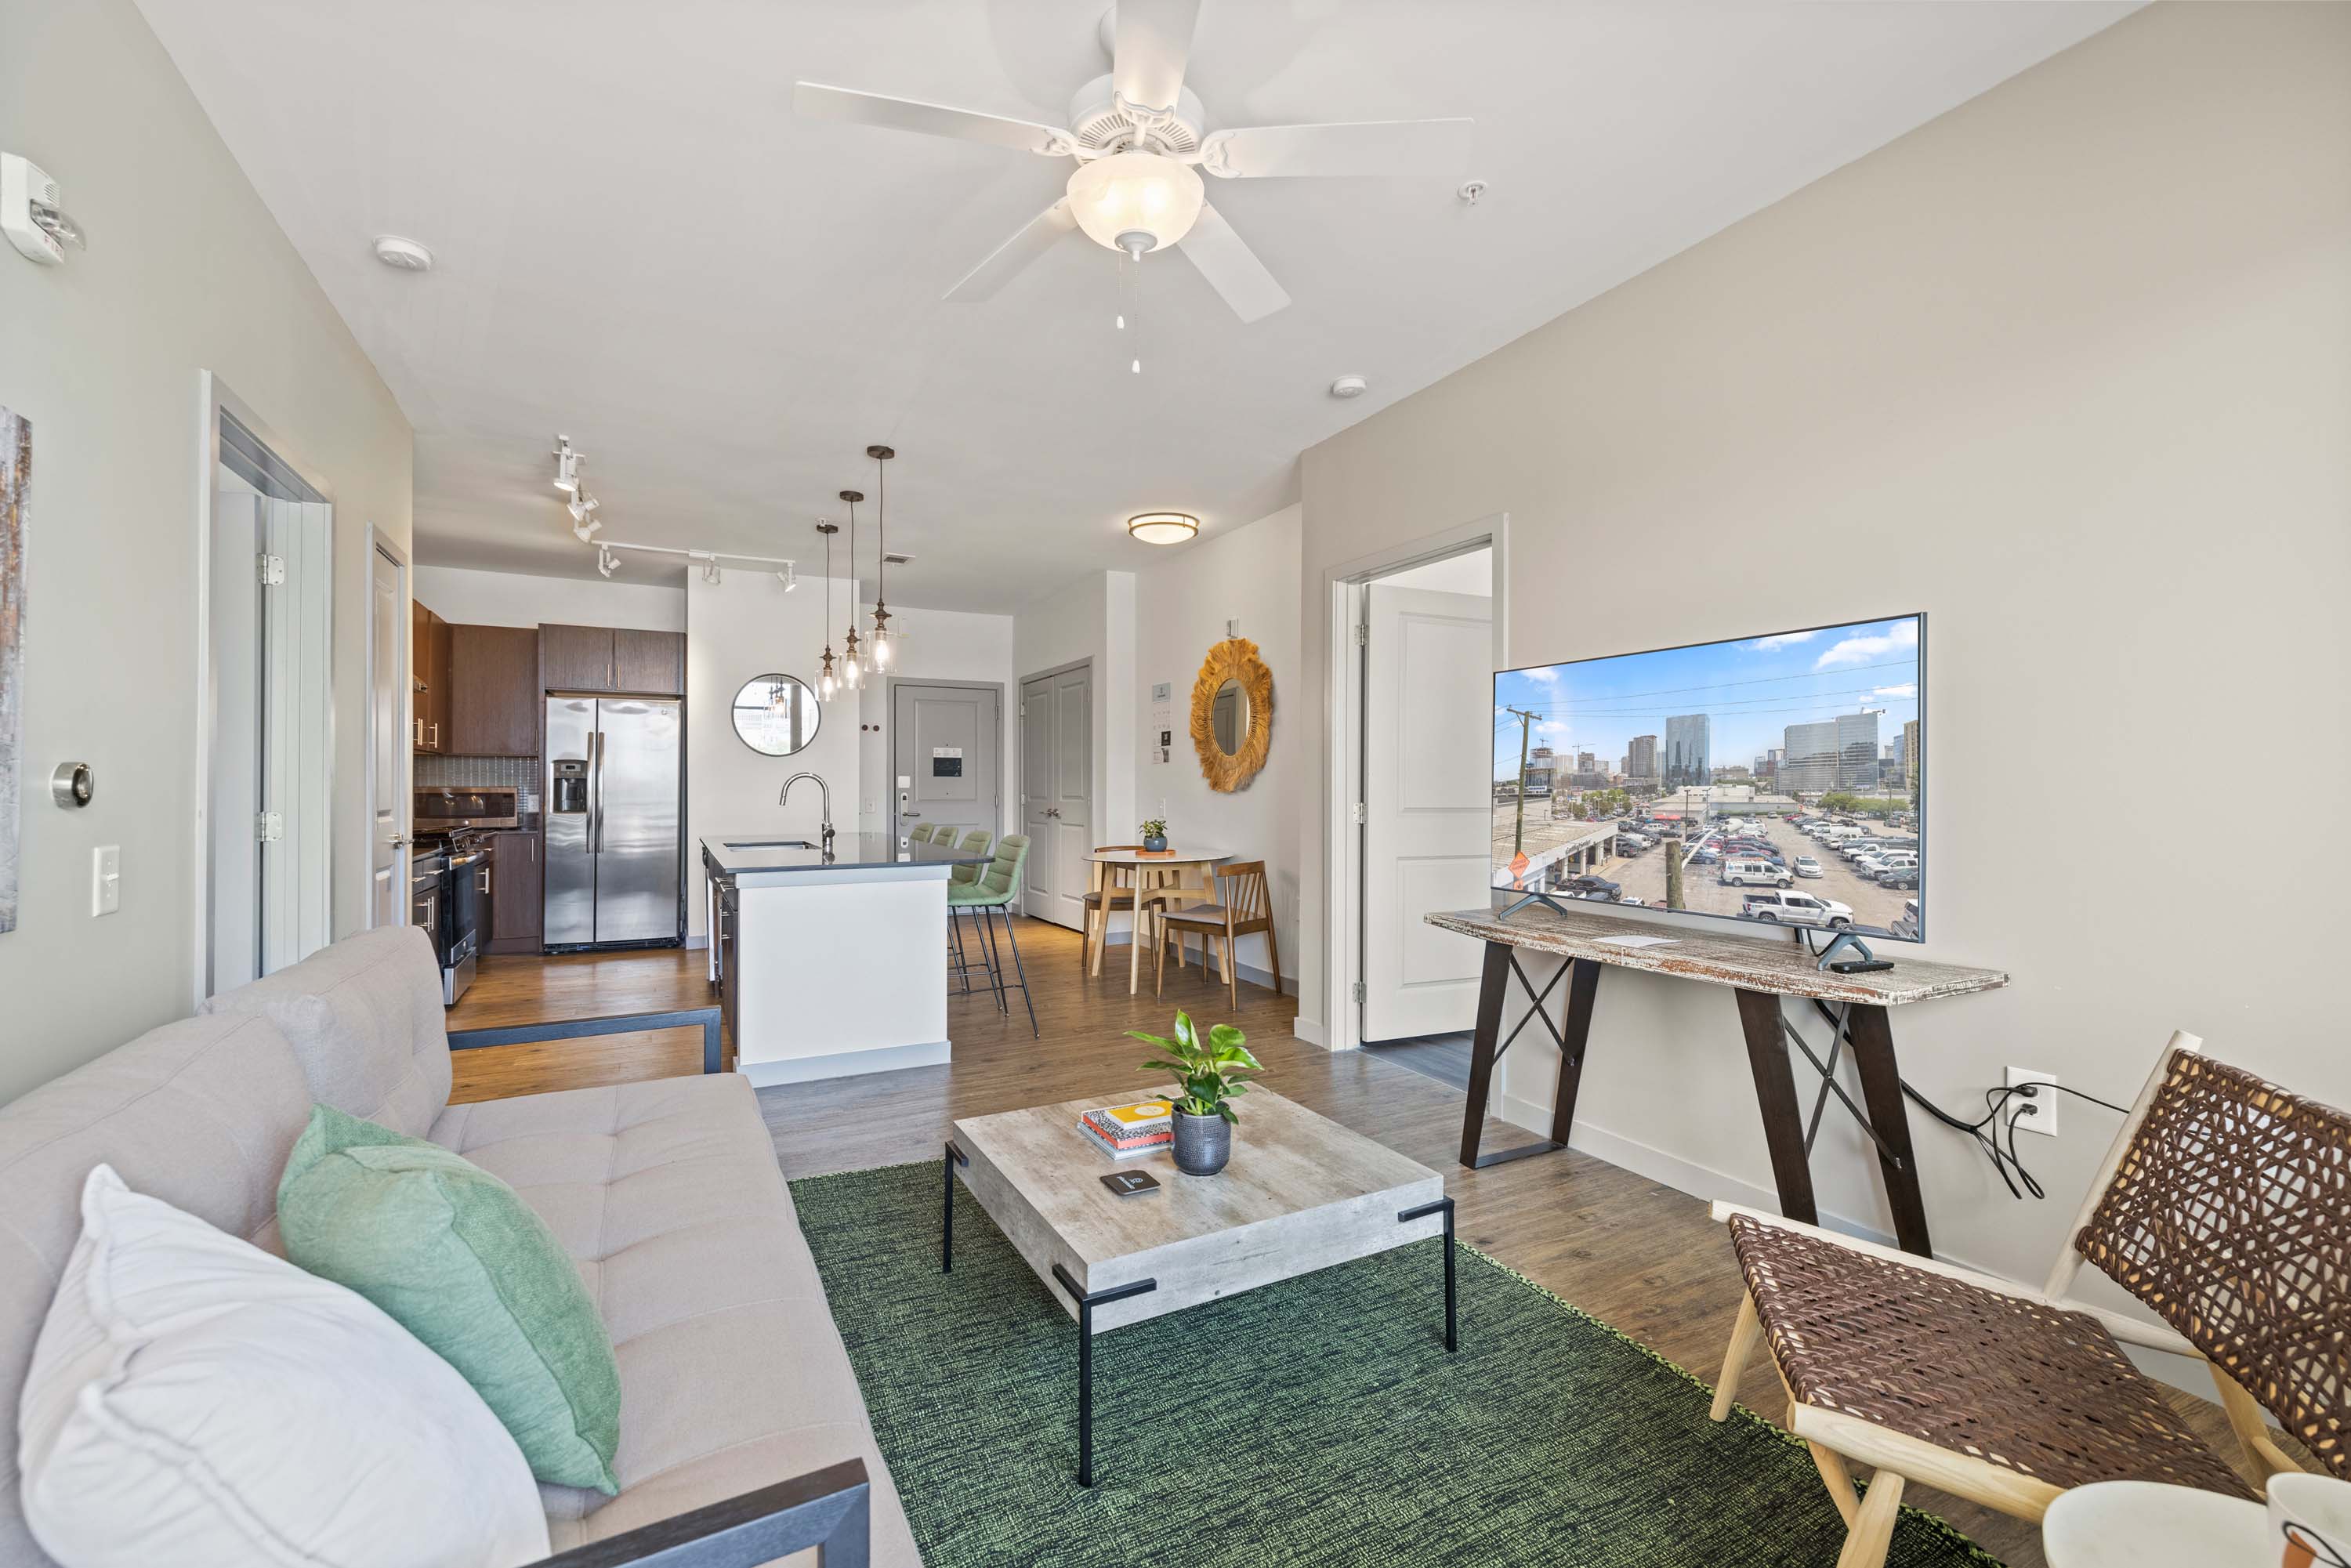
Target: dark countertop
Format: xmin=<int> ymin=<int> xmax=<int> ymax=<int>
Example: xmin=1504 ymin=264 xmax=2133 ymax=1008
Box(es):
xmin=701 ymin=832 xmax=991 ymax=880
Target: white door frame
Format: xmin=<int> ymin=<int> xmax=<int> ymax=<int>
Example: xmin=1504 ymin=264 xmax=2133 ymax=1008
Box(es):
xmin=1319 ymin=513 xmax=1509 ymax=1054
xmin=192 ymin=371 xmax=337 ymax=1007
xmin=367 ymin=528 xmax=411 ymax=929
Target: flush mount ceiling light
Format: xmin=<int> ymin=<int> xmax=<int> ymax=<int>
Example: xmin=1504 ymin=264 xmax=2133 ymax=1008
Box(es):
xmin=1128 ymin=512 xmax=1199 ymax=545
xmin=371 ymin=234 xmax=434 ymax=272
xmin=1066 ymin=151 xmax=1203 ymax=258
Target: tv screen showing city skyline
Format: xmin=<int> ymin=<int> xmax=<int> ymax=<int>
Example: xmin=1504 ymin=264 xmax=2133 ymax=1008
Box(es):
xmin=1491 ymin=614 xmax=1925 ymax=943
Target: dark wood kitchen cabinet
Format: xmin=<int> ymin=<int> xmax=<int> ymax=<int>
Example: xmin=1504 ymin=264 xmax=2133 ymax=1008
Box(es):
xmin=447 ymin=625 xmax=540 ymax=756
xmin=614 ymin=629 xmax=684 ymax=696
xmin=539 ymin=623 xmax=616 ymax=693
xmin=412 ymin=603 xmax=451 ymax=753
xmin=486 ymin=831 xmax=542 ymax=954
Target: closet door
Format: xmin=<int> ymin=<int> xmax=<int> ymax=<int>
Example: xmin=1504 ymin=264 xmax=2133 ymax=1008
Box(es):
xmin=1018 ymin=666 xmax=1092 ymax=928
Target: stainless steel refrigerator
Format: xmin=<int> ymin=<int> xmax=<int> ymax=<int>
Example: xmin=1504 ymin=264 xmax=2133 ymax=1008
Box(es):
xmin=544 ymin=695 xmax=683 ymax=949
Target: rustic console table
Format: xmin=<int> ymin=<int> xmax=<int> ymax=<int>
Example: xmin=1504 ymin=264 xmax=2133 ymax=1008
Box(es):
xmin=1422 ymin=904 xmax=2009 ymax=1256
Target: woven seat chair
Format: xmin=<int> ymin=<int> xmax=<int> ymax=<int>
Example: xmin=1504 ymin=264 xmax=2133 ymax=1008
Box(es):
xmin=1708 ymin=1030 xmax=2349 ymax=1568
xmin=1154 ymin=860 xmax=1281 ymax=1012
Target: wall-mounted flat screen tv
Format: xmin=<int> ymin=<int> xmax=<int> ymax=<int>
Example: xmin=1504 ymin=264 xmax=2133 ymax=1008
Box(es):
xmin=1492 ymin=614 xmax=1924 ymax=942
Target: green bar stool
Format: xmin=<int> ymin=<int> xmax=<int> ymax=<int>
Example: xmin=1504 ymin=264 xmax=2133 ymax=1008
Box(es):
xmin=907 ymin=823 xmax=939 ymax=845
xmin=948 ymin=834 xmax=1035 ymax=1037
xmin=945 ymin=829 xmax=996 ymax=983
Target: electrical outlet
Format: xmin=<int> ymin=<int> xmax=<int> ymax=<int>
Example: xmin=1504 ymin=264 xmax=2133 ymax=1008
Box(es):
xmin=2005 ymin=1066 xmax=2057 ymax=1137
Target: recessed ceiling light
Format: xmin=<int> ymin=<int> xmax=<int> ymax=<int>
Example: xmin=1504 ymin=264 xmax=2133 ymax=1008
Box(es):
xmin=1128 ymin=512 xmax=1199 ymax=546
xmin=371 ymin=234 xmax=433 ymax=272
xmin=1329 ymin=375 xmax=1367 ymax=399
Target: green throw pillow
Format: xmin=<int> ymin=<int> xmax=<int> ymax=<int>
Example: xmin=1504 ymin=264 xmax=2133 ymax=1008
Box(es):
xmin=276 ymin=1105 xmax=621 ymax=1494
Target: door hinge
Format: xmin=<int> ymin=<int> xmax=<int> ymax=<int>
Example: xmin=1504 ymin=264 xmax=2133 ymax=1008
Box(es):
xmin=1352 ymin=980 xmax=1367 ymax=1005
xmin=255 ymin=810 xmax=284 ymax=843
xmin=1352 ymin=801 xmax=1367 ymax=825
xmin=257 ymin=553 xmax=286 ymax=587
xmin=1354 ymin=621 xmax=1367 ymax=646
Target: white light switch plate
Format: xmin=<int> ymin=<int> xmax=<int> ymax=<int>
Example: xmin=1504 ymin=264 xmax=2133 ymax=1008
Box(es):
xmin=91 ymin=845 xmax=121 ymax=916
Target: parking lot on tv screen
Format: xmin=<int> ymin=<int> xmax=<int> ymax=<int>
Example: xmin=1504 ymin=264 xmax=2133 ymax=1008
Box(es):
xmin=1491 ymin=614 xmax=1924 ymax=942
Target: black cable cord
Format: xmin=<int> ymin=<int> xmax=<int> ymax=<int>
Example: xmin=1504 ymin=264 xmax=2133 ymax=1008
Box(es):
xmin=1896 ymin=1075 xmax=2138 ymax=1201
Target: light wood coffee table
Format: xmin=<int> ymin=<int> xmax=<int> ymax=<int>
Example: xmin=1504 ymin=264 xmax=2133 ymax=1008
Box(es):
xmin=944 ymin=1086 xmax=1455 ymax=1485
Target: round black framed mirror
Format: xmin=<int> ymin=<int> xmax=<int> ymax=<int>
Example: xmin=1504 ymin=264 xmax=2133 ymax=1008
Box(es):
xmin=730 ymin=674 xmax=821 ymax=756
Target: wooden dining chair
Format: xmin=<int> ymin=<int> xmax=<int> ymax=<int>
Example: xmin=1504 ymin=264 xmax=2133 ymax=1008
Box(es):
xmin=1079 ymin=847 xmax=1176 ymax=975
xmin=1708 ymin=1030 xmax=2348 ymax=1568
xmin=1154 ymin=860 xmax=1279 ymax=1011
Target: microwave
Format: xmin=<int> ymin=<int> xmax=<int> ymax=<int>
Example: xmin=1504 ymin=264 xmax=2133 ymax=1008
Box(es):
xmin=414 ymin=787 xmax=520 ymax=833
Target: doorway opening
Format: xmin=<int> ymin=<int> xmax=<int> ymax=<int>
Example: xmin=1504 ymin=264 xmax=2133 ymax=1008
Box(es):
xmin=1324 ymin=523 xmax=1506 ymax=1071
xmin=197 ymin=380 xmax=335 ymax=1000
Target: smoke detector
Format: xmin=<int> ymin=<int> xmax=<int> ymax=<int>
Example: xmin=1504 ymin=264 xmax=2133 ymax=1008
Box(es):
xmin=1329 ymin=375 xmax=1368 ymax=400
xmin=371 ymin=235 xmax=434 ymax=272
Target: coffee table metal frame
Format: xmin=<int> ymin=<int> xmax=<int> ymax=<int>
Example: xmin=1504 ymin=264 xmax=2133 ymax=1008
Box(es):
xmin=942 ymin=1139 xmax=1457 ymax=1486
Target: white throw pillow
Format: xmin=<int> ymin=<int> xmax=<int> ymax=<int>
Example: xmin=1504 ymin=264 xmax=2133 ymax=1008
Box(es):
xmin=17 ymin=1164 xmax=551 ymax=1568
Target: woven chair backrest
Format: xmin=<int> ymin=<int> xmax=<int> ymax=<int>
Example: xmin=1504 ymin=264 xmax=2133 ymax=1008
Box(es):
xmin=2074 ymin=1049 xmax=2351 ymax=1478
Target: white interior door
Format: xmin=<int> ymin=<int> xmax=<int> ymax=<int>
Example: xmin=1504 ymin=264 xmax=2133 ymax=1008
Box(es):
xmin=208 ymin=485 xmax=262 ymax=993
xmin=368 ymin=542 xmax=407 ymax=928
xmin=1362 ymin=583 xmax=1494 ymax=1041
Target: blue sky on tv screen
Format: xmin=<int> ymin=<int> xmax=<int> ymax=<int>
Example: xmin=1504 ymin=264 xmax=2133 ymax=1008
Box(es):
xmin=1492 ymin=617 xmax=1920 ymax=780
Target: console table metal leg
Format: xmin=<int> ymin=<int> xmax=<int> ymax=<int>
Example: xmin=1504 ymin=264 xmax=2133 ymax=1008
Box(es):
xmin=1049 ymin=1266 xmax=1157 ymax=1487
xmin=940 ymin=1142 xmax=966 ymax=1273
xmin=1735 ymin=987 xmax=1820 ymax=1229
xmin=1399 ymin=1196 xmax=1458 ymax=1353
xmin=1844 ymin=1005 xmax=1933 ymax=1256
xmin=1459 ymin=946 xmax=1596 ymax=1169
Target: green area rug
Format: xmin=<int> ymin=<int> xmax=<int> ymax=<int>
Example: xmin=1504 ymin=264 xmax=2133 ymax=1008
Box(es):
xmin=792 ymin=1162 xmax=2001 ymax=1567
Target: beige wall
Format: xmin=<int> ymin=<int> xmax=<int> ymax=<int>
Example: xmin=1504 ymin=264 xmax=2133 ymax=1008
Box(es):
xmin=0 ymin=0 xmax=412 ymax=1103
xmin=1297 ymin=2 xmax=2351 ymax=1287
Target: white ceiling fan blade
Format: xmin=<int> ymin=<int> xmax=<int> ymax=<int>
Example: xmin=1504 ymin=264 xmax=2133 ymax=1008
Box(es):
xmin=1176 ymin=202 xmax=1289 ymax=324
xmin=944 ymin=198 xmax=1078 ymax=302
xmin=1112 ymin=0 xmax=1201 ymax=114
xmin=1201 ymin=118 xmax=1474 ymax=179
xmin=793 ymin=82 xmax=1072 ymax=157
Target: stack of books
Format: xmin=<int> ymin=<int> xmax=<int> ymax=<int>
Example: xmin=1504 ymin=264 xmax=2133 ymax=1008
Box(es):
xmin=1078 ymin=1099 xmax=1173 ymax=1161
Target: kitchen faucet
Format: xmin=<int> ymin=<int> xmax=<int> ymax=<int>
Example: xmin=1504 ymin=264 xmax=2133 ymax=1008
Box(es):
xmin=779 ymin=771 xmax=835 ymax=857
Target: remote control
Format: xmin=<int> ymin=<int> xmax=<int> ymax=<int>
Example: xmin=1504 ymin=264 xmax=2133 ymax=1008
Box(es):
xmin=1828 ymin=958 xmax=1895 ymax=974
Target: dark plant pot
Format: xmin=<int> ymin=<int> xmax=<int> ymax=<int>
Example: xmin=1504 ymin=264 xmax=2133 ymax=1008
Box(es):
xmin=1171 ymin=1110 xmax=1231 ymax=1176
xmin=1143 ymin=833 xmax=1168 ymax=853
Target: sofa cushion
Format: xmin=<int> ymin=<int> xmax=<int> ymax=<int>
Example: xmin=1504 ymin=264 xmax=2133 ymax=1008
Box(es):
xmin=19 ymin=1165 xmax=550 ymax=1568
xmin=200 ymin=925 xmax=450 ymax=1138
xmin=0 ymin=1012 xmax=316 ymax=1567
xmin=277 ymin=1105 xmax=624 ymax=1494
xmin=431 ymin=1076 xmax=922 ymax=1566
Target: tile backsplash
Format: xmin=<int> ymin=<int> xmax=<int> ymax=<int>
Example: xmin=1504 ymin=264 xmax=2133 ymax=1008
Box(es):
xmin=417 ymin=754 xmax=540 ymax=812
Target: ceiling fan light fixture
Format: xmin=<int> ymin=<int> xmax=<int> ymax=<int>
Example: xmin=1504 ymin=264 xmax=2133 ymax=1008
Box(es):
xmin=1067 ymin=151 xmax=1201 ymax=255
xmin=1127 ymin=511 xmax=1199 ymax=546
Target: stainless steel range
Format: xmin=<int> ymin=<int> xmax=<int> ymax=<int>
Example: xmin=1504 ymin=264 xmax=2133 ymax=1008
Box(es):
xmin=413 ymin=787 xmax=520 ymax=1004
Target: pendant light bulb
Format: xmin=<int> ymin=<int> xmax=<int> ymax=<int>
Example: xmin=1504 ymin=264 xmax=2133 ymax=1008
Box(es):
xmin=1131 ymin=358 xmax=1141 ymax=375
xmin=1116 ymin=313 xmax=1125 ymax=330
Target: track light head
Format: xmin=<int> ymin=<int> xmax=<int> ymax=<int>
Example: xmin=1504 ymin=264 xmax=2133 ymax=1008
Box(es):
xmin=779 ymin=564 xmax=798 ymax=592
xmin=566 ymin=488 xmax=600 ymax=525
xmin=572 ymin=516 xmax=602 ymax=542
xmin=552 ymin=436 xmax=583 ymax=494
xmin=596 ymin=545 xmax=618 ymax=578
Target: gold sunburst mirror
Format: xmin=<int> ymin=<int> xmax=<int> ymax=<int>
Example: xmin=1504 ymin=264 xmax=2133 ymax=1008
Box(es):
xmin=1190 ymin=637 xmax=1273 ymax=792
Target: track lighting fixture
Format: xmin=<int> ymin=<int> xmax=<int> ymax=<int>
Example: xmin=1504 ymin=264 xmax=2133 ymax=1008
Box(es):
xmin=596 ymin=544 xmax=618 ymax=578
xmin=552 ymin=435 xmax=582 ymax=494
xmin=778 ymin=564 xmax=798 ymax=592
xmin=698 ymin=554 xmax=724 ymax=586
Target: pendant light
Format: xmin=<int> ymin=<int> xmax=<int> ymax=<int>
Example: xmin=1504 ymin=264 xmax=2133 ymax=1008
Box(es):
xmin=838 ymin=489 xmax=865 ymax=690
xmin=814 ymin=521 xmax=839 ymax=701
xmin=867 ymin=445 xmax=894 ymax=671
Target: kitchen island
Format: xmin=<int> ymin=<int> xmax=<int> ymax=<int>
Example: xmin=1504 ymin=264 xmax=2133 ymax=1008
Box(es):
xmin=702 ymin=832 xmax=990 ymax=1085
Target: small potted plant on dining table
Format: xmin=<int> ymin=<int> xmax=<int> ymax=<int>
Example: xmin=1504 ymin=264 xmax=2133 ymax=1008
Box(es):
xmin=1130 ymin=1011 xmax=1262 ymax=1176
xmin=1139 ymin=817 xmax=1169 ymax=854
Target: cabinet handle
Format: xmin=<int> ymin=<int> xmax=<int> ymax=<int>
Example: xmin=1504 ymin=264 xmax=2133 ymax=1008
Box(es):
xmin=429 ymin=722 xmax=440 ymax=749
xmin=478 ymin=868 xmax=491 ymax=895
xmin=414 ymin=718 xmax=423 ymax=746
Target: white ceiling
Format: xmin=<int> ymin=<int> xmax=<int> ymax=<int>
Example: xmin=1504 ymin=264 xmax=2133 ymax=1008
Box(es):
xmin=135 ymin=0 xmax=2134 ymax=614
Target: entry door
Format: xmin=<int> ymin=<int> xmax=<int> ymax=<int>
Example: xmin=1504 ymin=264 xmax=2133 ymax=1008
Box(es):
xmin=893 ymin=683 xmax=999 ymax=848
xmin=1362 ymin=583 xmax=1494 ymax=1041
xmin=1020 ymin=664 xmax=1092 ymax=926
xmin=368 ymin=544 xmax=407 ymax=927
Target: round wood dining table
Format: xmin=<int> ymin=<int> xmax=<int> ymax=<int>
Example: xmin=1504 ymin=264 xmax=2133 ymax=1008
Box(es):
xmin=1083 ymin=847 xmax=1233 ymax=995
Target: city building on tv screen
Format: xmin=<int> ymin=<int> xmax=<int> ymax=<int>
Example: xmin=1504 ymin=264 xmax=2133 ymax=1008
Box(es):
xmin=1491 ymin=614 xmax=1924 ymax=942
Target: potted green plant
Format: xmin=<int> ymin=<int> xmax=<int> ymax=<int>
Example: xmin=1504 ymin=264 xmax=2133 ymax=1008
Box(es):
xmin=1139 ymin=817 xmax=1168 ymax=853
xmin=1130 ymin=1011 xmax=1262 ymax=1176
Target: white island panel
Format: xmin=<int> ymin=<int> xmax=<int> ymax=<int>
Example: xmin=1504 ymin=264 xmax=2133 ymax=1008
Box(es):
xmin=735 ymin=871 xmax=951 ymax=1086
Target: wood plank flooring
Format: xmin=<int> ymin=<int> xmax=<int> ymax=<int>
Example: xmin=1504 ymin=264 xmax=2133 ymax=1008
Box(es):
xmin=449 ymin=918 xmax=2272 ymax=1568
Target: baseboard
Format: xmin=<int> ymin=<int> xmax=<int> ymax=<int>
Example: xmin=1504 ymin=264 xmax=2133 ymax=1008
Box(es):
xmin=1291 ymin=1016 xmax=1327 ymax=1047
xmin=684 ymin=933 xmax=708 ymax=951
xmin=1493 ymin=1088 xmax=2215 ymax=1400
xmin=737 ymin=1039 xmax=951 ymax=1087
xmin=1096 ymin=936 xmax=1292 ymax=995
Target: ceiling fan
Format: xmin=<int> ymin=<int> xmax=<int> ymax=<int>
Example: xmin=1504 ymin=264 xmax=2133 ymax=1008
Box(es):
xmin=793 ymin=0 xmax=1473 ymax=323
